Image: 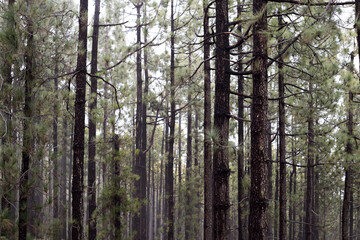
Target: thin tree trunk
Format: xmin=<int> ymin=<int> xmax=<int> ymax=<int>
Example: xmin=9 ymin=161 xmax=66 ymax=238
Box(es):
xmin=342 ymin=54 xmax=354 ymax=240
xmin=203 ymin=0 xmax=213 ymax=239
xmin=305 ymin=83 xmax=314 ymax=240
xmin=133 ymin=1 xmax=147 ymax=239
xmin=143 ymin=5 xmax=150 ymax=238
xmin=267 ymin=121 xmax=273 ymax=240
xmin=19 ymin=3 xmax=34 ymax=238
xmin=87 ymin=0 xmax=100 ymax=238
xmin=278 ymin=13 xmax=287 ymax=240
xmin=313 ymin=155 xmax=319 ymax=240
xmin=213 ymin=0 xmax=230 ymax=239
xmin=61 ymin=118 xmax=68 ymax=239
xmin=178 ymin=112 xmax=182 ymax=239
xmin=194 ymin=106 xmax=200 ymax=239
xmin=68 ymin=125 xmax=74 ymax=240
xmin=185 ymin=69 xmax=193 ymax=240
xmin=166 ymin=1 xmax=176 ymax=238
xmin=113 ymin=135 xmax=121 ymax=239
xmin=72 ymin=0 xmax=88 ymax=238
xmin=249 ymin=0 xmax=269 ymax=238
xmin=236 ymin=1 xmax=245 ymax=239
xmin=53 ymin=62 xmax=59 ymax=224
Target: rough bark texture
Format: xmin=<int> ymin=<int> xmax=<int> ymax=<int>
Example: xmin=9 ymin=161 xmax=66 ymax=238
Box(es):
xmin=249 ymin=0 xmax=269 ymax=239
xmin=19 ymin=5 xmax=34 ymax=238
xmin=203 ymin=0 xmax=213 ymax=239
xmin=278 ymin=14 xmax=287 ymax=240
xmin=87 ymin=0 xmax=100 ymax=238
xmin=165 ymin=0 xmax=175 ymax=238
xmin=213 ymin=0 xmax=230 ymax=239
xmin=72 ymin=0 xmax=88 ymax=238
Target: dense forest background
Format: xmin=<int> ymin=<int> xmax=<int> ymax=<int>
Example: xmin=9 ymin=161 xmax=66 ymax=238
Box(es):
xmin=0 ymin=0 xmax=359 ymax=239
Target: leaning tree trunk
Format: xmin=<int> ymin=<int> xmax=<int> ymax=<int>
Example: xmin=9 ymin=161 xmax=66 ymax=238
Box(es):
xmin=203 ymin=0 xmax=213 ymax=239
xmin=87 ymin=0 xmax=100 ymax=238
xmin=72 ymin=0 xmax=88 ymax=238
xmin=249 ymin=0 xmax=269 ymax=239
xmin=213 ymin=0 xmax=231 ymax=239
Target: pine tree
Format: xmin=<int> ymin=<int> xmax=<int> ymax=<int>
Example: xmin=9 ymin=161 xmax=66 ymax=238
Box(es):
xmin=72 ymin=0 xmax=88 ymax=238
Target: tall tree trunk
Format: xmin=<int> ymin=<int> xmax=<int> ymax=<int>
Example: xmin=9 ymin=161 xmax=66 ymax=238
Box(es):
xmin=68 ymin=125 xmax=74 ymax=240
xmin=313 ymin=155 xmax=319 ymax=240
xmin=194 ymin=106 xmax=200 ymax=239
xmin=53 ymin=62 xmax=59 ymax=224
xmin=113 ymin=135 xmax=122 ymax=239
xmin=213 ymin=0 xmax=230 ymax=239
xmin=166 ymin=0 xmax=176 ymax=238
xmin=143 ymin=5 xmax=150 ymax=238
xmin=185 ymin=62 xmax=193 ymax=240
xmin=133 ymin=1 xmax=147 ymax=239
xmin=249 ymin=0 xmax=269 ymax=239
xmin=305 ymin=83 xmax=314 ymax=240
xmin=342 ymin=54 xmax=354 ymax=240
xmin=87 ymin=0 xmax=100 ymax=238
xmin=19 ymin=2 xmax=34 ymax=238
xmin=178 ymin=112 xmax=182 ymax=239
xmin=203 ymin=0 xmax=213 ymax=239
xmin=236 ymin=1 xmax=245 ymax=239
xmin=266 ymin=121 xmax=273 ymax=240
xmin=60 ymin=118 xmax=68 ymax=239
xmin=72 ymin=0 xmax=88 ymax=238
xmin=278 ymin=13 xmax=287 ymax=240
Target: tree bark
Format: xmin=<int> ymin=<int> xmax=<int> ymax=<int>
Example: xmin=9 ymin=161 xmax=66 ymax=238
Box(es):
xmin=87 ymin=0 xmax=100 ymax=238
xmin=166 ymin=1 xmax=175 ymax=238
xmin=236 ymin=2 xmax=245 ymax=239
xmin=249 ymin=0 xmax=269 ymax=239
xmin=113 ymin=135 xmax=122 ymax=239
xmin=53 ymin=61 xmax=59 ymax=224
xmin=72 ymin=0 xmax=88 ymax=238
xmin=143 ymin=5 xmax=150 ymax=238
xmin=213 ymin=0 xmax=230 ymax=239
xmin=133 ymin=1 xmax=147 ymax=239
xmin=305 ymin=83 xmax=314 ymax=240
xmin=19 ymin=3 xmax=34 ymax=238
xmin=203 ymin=0 xmax=213 ymax=239
xmin=278 ymin=13 xmax=287 ymax=240
xmin=186 ymin=58 xmax=193 ymax=239
xmin=60 ymin=118 xmax=68 ymax=240
xmin=342 ymin=54 xmax=354 ymax=240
